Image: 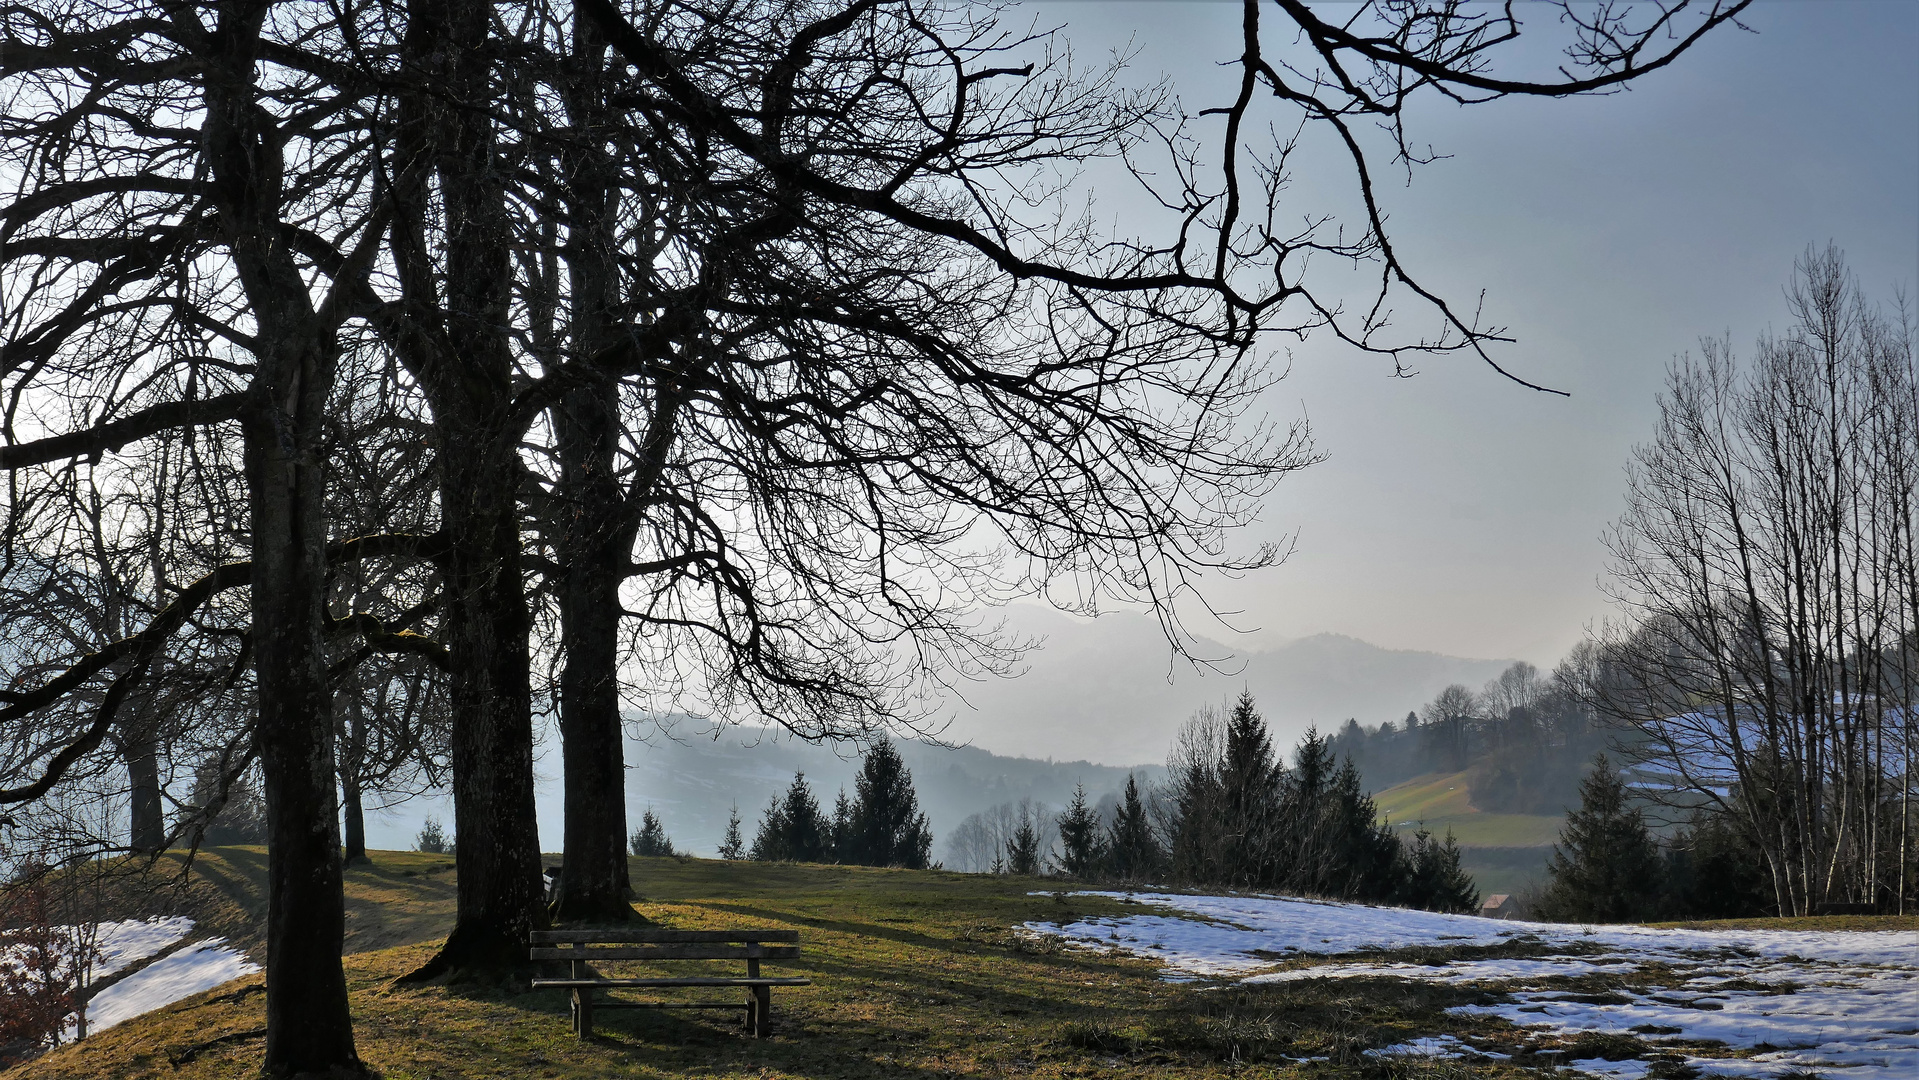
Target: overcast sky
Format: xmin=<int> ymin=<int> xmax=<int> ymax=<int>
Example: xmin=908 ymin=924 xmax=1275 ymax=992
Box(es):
xmin=1003 ymin=0 xmax=1919 ymax=668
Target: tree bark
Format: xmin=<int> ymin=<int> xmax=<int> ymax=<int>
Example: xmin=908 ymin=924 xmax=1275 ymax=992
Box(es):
xmin=397 ymin=0 xmax=546 ymax=978
xmin=199 ymin=4 xmax=362 ymax=1071
xmin=550 ymin=11 xmax=635 ymax=924
xmin=551 ymin=382 xmax=635 ymax=922
xmin=123 ymin=734 xmax=164 ymax=855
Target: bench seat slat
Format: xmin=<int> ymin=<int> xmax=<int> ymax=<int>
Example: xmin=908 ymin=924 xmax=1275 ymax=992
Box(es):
xmin=531 ymin=929 xmax=798 ymax=944
xmin=531 ymin=977 xmax=811 ymax=988
xmin=530 ymin=945 xmax=799 ymax=961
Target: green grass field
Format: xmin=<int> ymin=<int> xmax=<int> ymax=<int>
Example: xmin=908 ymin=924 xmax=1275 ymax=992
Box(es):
xmin=1370 ymin=772 xmax=1564 ymax=897
xmin=17 ymin=850 xmax=1918 ymax=1080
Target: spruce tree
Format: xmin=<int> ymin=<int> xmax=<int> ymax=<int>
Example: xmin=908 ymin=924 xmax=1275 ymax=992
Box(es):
xmin=629 ymin=809 xmax=677 ymax=857
xmin=751 ymin=771 xmax=831 ymax=862
xmin=1398 ymin=827 xmax=1480 ymax=913
xmin=1221 ymin=690 xmax=1280 ymax=885
xmin=1006 ymin=806 xmax=1043 ymax=875
xmin=718 ymin=803 xmax=745 ymax=860
xmin=1106 ymin=773 xmax=1163 ymax=882
xmin=1053 ymin=783 xmax=1107 ymax=879
xmin=830 ymin=788 xmax=853 ymax=863
xmin=846 ymin=736 xmax=934 ymax=868
xmin=1537 ymin=754 xmax=1665 ymax=922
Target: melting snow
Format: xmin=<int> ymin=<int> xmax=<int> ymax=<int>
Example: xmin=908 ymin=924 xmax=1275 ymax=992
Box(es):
xmin=78 ymin=937 xmax=259 ymax=1033
xmin=1026 ymin=891 xmax=1919 ymax=1079
xmin=6 ymin=917 xmax=259 ymax=1038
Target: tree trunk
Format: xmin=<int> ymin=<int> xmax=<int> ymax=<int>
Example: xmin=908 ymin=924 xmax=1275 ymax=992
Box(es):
xmin=124 ymin=734 xmax=164 ymax=855
xmin=552 ymin=382 xmax=635 ymax=923
xmin=201 ymin=6 xmax=363 ymax=1070
xmin=398 ymin=0 xmax=546 ymax=978
xmin=340 ymin=683 xmax=368 ymax=864
xmin=550 ymin=14 xmax=635 ymax=923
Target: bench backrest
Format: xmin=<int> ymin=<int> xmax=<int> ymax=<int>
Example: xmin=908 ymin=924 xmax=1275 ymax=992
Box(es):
xmin=529 ymin=929 xmax=799 ymax=962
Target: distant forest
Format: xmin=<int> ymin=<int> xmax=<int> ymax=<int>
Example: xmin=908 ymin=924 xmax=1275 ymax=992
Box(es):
xmin=1330 ymin=656 xmax=1615 ymax=817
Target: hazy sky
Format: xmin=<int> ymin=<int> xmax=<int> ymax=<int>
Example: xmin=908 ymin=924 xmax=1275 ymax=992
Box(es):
xmin=1006 ymin=0 xmax=1919 ymax=667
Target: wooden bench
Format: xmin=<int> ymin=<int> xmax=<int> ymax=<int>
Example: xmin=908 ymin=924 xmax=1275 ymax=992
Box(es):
xmin=528 ymin=929 xmax=809 ymax=1038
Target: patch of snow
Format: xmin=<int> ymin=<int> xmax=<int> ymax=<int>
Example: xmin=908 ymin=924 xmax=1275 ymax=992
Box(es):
xmin=89 ymin=917 xmax=196 ymax=978
xmin=1568 ymin=1058 xmax=1652 ymax=1080
xmin=78 ymin=938 xmax=259 ymax=1033
xmin=1026 ymin=891 xmax=1919 ymax=1080
xmin=1365 ymin=1034 xmax=1471 ymax=1058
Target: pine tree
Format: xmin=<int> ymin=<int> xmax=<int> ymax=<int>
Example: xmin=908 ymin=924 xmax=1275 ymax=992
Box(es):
xmin=846 ymin=736 xmax=934 ymax=868
xmin=1006 ymin=813 xmax=1042 ymax=875
xmin=1053 ymin=783 xmax=1107 ymax=879
xmin=1398 ymin=827 xmax=1480 ymax=913
xmin=1106 ymin=773 xmax=1163 ymax=882
xmin=830 ymin=788 xmax=853 ymax=863
xmin=718 ymin=803 xmax=745 ymax=860
xmin=629 ymin=809 xmax=677 ymax=857
xmin=415 ymin=816 xmax=454 ymax=855
xmin=1537 ymin=754 xmax=1665 ymax=922
xmin=1221 ymin=691 xmax=1280 ymax=886
xmin=751 ymin=771 xmax=831 ymax=862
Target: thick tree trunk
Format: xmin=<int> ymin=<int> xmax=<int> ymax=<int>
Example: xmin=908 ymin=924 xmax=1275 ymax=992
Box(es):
xmin=419 ymin=424 xmax=545 ymax=973
xmin=399 ymin=0 xmax=546 ymax=979
xmin=123 ymin=735 xmax=164 ymax=855
xmin=550 ymin=16 xmax=635 ymax=923
xmin=245 ymin=368 xmax=361 ymax=1075
xmin=202 ymin=7 xmax=363 ymax=1070
xmin=552 ymin=383 xmax=634 ymax=923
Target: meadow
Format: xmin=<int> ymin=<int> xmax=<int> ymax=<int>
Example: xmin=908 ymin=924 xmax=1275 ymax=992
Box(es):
xmin=14 ymin=849 xmax=1915 ymax=1080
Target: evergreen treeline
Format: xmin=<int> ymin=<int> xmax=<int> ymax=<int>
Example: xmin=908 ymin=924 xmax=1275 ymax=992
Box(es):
xmin=948 ymin=693 xmax=1481 ymax=913
xmin=750 ymin=737 xmax=934 ymax=868
xmin=1537 ymin=755 xmax=1773 ymax=922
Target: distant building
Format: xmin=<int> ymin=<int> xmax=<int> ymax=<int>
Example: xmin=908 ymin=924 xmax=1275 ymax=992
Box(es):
xmin=1480 ymin=893 xmax=1525 ymax=920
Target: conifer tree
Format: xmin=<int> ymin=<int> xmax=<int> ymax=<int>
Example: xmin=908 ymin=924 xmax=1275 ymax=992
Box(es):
xmin=751 ymin=772 xmax=831 ymax=862
xmin=830 ymin=788 xmax=854 ymax=863
xmin=718 ymin=803 xmax=745 ymax=860
xmin=1106 ymin=773 xmax=1163 ymax=883
xmin=1221 ymin=691 xmax=1281 ymax=885
xmin=629 ymin=809 xmax=677 ymax=857
xmin=1053 ymin=784 xmax=1107 ymax=879
xmin=1537 ymin=754 xmax=1665 ymax=922
xmin=1006 ymin=806 xmax=1044 ymax=876
xmin=1398 ymin=827 xmax=1480 ymax=913
xmin=846 ymin=737 xmax=934 ymax=868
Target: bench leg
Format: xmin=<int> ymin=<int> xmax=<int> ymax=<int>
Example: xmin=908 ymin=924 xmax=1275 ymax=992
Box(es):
xmin=572 ymin=988 xmax=594 ymax=1038
xmin=752 ymin=985 xmax=771 ymax=1038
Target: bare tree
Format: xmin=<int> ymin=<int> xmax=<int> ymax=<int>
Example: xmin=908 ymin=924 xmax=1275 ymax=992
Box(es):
xmin=1600 ymin=246 xmax=1917 ymax=915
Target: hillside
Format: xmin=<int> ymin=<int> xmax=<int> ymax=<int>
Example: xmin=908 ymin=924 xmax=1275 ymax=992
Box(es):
xmin=363 ymin=727 xmax=1166 ymax=859
xmin=19 ymin=849 xmax=1913 ymax=1080
xmin=1371 ymin=771 xmax=1564 ymax=897
xmin=942 ymin=604 xmax=1516 ymax=765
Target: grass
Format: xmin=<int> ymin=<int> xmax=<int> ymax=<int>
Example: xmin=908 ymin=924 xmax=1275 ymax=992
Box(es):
xmin=1371 ymin=773 xmax=1564 ymax=850
xmin=18 ymin=851 xmax=1572 ymax=1080
xmin=18 ymin=850 xmax=1910 ymax=1079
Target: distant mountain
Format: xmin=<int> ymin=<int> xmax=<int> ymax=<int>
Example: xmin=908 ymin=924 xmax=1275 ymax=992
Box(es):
xmin=931 ymin=604 xmax=1516 ymax=766
xmin=362 ymin=721 xmax=1162 ymax=861
xmin=357 ymin=608 xmax=1511 ymax=859
xmin=616 ymin=723 xmax=1164 ymax=858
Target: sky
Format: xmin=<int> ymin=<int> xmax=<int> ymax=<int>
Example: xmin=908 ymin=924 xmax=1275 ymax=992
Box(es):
xmin=999 ymin=0 xmax=1919 ymax=668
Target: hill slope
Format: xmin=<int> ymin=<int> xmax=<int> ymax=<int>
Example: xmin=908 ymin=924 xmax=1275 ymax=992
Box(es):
xmin=1371 ymin=771 xmax=1564 ymax=898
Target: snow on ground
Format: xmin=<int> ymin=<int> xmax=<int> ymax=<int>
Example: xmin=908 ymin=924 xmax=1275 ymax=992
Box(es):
xmin=5 ymin=917 xmax=259 ymax=1038
xmin=90 ymin=917 xmax=196 ymax=978
xmin=1026 ymin=891 xmax=1919 ymax=1079
xmin=78 ymin=937 xmax=259 ymax=1033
